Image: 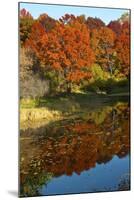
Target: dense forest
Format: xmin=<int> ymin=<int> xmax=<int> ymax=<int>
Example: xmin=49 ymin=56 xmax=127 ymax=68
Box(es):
xmin=20 ymin=9 xmax=130 ymax=99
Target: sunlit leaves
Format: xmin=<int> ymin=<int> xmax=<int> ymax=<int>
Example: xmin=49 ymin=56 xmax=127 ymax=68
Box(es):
xmin=20 ymin=9 xmax=130 ymax=91
xmin=26 ymin=15 xmax=95 ymax=90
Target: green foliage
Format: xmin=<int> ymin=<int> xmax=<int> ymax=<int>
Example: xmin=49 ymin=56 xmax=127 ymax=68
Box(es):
xmin=20 ymin=99 xmax=40 ymax=108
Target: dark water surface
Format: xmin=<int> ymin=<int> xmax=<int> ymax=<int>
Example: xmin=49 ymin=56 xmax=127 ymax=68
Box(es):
xmin=20 ymin=97 xmax=130 ymax=197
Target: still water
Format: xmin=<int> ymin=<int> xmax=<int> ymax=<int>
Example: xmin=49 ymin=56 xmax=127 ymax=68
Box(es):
xmin=20 ymin=97 xmax=130 ymax=197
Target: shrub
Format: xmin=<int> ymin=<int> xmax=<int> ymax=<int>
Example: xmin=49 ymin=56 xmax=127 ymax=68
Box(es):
xmin=20 ymin=74 xmax=50 ymax=98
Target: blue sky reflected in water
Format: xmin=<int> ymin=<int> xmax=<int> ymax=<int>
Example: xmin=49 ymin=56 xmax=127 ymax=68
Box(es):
xmin=40 ymin=155 xmax=130 ymax=195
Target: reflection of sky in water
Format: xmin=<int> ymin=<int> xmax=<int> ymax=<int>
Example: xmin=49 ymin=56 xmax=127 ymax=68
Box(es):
xmin=40 ymin=155 xmax=130 ymax=195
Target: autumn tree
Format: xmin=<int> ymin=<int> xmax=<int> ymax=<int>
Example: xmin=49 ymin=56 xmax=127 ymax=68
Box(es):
xmin=26 ymin=16 xmax=95 ymax=93
xmin=115 ymin=21 xmax=130 ymax=77
xmin=38 ymin=13 xmax=56 ymax=32
xmin=107 ymin=20 xmax=122 ymax=35
xmin=59 ymin=13 xmax=76 ymax=24
xmin=91 ymin=27 xmax=117 ymax=77
xmin=86 ymin=17 xmax=105 ymax=30
xmin=107 ymin=14 xmax=130 ymax=77
xmin=108 ymin=12 xmax=130 ymax=36
xmin=76 ymin=15 xmax=86 ymax=24
xmin=20 ymin=9 xmax=34 ymax=46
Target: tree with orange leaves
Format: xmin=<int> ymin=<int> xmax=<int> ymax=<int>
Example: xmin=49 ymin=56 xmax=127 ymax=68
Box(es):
xmin=26 ymin=15 xmax=95 ymax=93
xmin=38 ymin=13 xmax=56 ymax=32
xmin=115 ymin=21 xmax=130 ymax=77
xmin=107 ymin=20 xmax=122 ymax=35
xmin=91 ymin=27 xmax=117 ymax=77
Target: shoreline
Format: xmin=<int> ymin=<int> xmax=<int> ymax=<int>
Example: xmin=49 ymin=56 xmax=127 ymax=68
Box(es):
xmin=20 ymin=93 xmax=129 ymax=129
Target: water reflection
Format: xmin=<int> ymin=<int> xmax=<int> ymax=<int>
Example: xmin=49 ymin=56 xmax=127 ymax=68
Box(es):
xmin=20 ymin=101 xmax=130 ymax=197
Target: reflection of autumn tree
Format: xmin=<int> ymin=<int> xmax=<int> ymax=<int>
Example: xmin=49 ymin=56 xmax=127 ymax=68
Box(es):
xmin=20 ymin=103 xmax=130 ymax=185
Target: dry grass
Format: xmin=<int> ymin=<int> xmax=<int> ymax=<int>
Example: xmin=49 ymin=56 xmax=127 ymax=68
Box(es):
xmin=20 ymin=108 xmax=62 ymax=123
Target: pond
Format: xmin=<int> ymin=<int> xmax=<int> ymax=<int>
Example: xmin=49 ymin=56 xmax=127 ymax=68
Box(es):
xmin=19 ymin=96 xmax=130 ymax=197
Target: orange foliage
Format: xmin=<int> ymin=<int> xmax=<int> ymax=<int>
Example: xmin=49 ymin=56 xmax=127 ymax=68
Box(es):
xmin=26 ymin=16 xmax=95 ymax=85
xmin=91 ymin=27 xmax=116 ymax=70
xmin=20 ymin=9 xmax=130 ymax=79
xmin=115 ymin=22 xmax=130 ymax=76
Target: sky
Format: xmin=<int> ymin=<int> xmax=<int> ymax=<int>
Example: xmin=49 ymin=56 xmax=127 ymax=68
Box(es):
xmin=19 ymin=2 xmax=129 ymax=25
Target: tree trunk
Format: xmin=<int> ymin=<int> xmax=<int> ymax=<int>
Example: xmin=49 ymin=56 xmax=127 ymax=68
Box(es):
xmin=67 ymin=82 xmax=72 ymax=93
